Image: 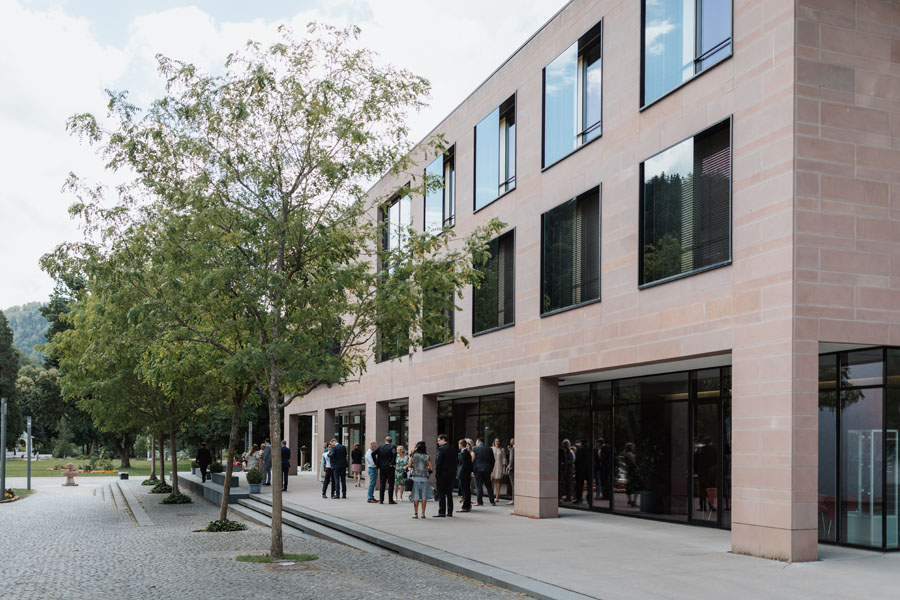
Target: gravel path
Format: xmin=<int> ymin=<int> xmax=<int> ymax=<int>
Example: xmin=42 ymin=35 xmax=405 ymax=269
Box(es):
xmin=0 ymin=478 xmax=522 ymax=600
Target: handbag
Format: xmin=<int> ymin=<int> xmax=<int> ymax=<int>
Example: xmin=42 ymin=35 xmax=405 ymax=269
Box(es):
xmin=404 ymin=477 xmax=414 ymax=492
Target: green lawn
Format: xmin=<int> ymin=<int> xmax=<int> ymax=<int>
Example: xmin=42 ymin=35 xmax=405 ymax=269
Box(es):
xmin=12 ymin=489 xmax=33 ymax=499
xmin=1 ymin=459 xmax=156 ymax=477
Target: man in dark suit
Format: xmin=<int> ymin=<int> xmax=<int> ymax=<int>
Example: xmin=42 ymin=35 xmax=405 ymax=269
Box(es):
xmin=328 ymin=438 xmax=349 ymax=499
xmin=280 ymin=439 xmax=291 ymax=491
xmin=374 ymin=435 xmax=397 ymax=504
xmin=472 ymin=438 xmax=495 ymax=506
xmin=196 ymin=443 xmax=212 ymax=482
xmin=433 ymin=434 xmax=455 ymax=517
xmin=457 ymin=439 xmax=473 ymax=512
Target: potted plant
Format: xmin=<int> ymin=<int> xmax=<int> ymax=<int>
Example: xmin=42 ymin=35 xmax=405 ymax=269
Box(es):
xmin=245 ymin=468 xmax=263 ymax=494
xmin=190 ymin=460 xmax=199 ymax=475
xmin=209 ymin=462 xmax=224 ymax=474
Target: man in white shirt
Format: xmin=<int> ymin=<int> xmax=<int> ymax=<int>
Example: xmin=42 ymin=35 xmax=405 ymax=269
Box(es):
xmin=365 ymin=441 xmax=378 ymax=503
xmin=321 ymin=441 xmax=335 ymax=499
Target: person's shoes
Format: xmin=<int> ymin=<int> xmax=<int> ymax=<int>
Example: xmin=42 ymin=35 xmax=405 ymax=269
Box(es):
xmin=434 ymin=513 xmax=446 ymax=518
xmin=411 ymin=514 xmax=418 ymax=519
xmin=367 ymin=499 xmax=378 ymax=503
xmin=459 ymin=508 xmax=470 ymax=512
xmin=379 ymin=501 xmax=384 ymax=504
xmin=475 ymin=503 xmax=483 ymax=506
xmin=447 ymin=513 xmax=453 ymax=517
xmin=322 ymin=494 xmax=327 ymax=499
xmin=342 ymin=496 xmax=347 ymax=499
xmin=490 ymin=501 xmax=496 ymax=506
xmin=388 ymin=501 xmax=397 ymax=505
xmin=506 ymin=500 xmax=514 ymax=505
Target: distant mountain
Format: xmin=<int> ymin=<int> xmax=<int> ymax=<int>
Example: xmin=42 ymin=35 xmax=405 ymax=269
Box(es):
xmin=3 ymin=302 xmax=48 ymax=364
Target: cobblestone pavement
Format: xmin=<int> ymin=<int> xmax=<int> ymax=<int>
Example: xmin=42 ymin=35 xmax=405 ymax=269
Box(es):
xmin=0 ymin=477 xmax=522 ymax=600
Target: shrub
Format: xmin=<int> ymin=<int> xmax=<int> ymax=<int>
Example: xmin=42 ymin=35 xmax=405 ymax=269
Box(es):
xmin=141 ymin=475 xmax=160 ymax=486
xmin=245 ymin=468 xmax=263 ymax=484
xmin=3 ymin=489 xmax=15 ymax=500
xmin=209 ymin=462 xmax=224 ymax=473
xmin=204 ymin=519 xmax=248 ymax=532
xmin=161 ymin=492 xmax=192 ymax=504
xmin=150 ymin=482 xmax=173 ymax=494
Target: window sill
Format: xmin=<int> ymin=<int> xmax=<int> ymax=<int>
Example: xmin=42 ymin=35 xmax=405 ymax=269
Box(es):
xmin=541 ymin=130 xmax=602 ymax=173
xmin=640 ymin=51 xmax=732 ymax=112
xmin=540 ymin=296 xmax=602 ymax=318
xmin=423 ymin=340 xmax=453 ymax=352
xmin=474 ymin=186 xmax=516 ymax=215
xmin=472 ymin=322 xmax=515 ymax=338
xmin=638 ymin=259 xmax=731 ymax=290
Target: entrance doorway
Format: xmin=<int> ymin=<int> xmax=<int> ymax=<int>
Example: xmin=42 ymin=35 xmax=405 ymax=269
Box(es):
xmin=334 ymin=407 xmax=366 ymax=450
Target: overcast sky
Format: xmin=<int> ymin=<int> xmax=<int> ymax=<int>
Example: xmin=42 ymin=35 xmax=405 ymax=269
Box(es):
xmin=0 ymin=0 xmax=567 ymax=309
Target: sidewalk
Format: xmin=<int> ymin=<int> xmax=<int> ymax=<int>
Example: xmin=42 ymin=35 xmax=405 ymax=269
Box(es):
xmin=244 ymin=473 xmax=900 ymax=600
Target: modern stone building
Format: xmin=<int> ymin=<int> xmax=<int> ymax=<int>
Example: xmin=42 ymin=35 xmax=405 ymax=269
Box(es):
xmin=286 ymin=0 xmax=900 ymax=561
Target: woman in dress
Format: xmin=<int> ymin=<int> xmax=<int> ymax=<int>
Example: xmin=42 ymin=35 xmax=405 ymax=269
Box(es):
xmin=490 ymin=438 xmax=506 ymax=501
xmin=350 ymin=442 xmax=363 ymax=487
xmin=406 ymin=441 xmax=434 ymax=519
xmin=394 ymin=446 xmax=409 ymax=503
xmin=246 ymin=444 xmax=260 ymax=472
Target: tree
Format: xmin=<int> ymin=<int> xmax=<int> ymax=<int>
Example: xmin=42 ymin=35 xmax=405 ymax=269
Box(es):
xmin=3 ymin=302 xmax=48 ymax=365
xmin=64 ymin=24 xmax=501 ymax=557
xmin=16 ymin=364 xmax=64 ymax=448
xmin=0 ymin=311 xmax=25 ymax=450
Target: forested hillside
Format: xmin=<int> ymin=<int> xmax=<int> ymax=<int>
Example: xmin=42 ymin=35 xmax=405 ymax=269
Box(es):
xmin=3 ymin=301 xmax=48 ymax=363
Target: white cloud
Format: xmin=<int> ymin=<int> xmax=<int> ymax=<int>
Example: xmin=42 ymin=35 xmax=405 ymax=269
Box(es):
xmin=0 ymin=0 xmax=566 ymax=309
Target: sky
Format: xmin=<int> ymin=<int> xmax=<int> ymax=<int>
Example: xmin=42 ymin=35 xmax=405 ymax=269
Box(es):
xmin=0 ymin=0 xmax=567 ymax=310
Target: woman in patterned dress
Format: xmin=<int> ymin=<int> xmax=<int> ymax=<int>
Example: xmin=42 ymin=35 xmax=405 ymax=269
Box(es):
xmin=394 ymin=446 xmax=410 ymax=503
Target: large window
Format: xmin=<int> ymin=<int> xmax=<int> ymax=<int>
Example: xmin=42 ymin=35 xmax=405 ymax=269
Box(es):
xmin=424 ymin=146 xmax=456 ymax=233
xmin=473 ymin=231 xmax=515 ymax=334
xmin=378 ymin=193 xmax=412 ymax=361
xmin=474 ymin=95 xmax=516 ymax=211
xmin=642 ymin=0 xmax=732 ymax=106
xmin=423 ymin=290 xmax=454 ymax=349
xmin=819 ymin=347 xmax=900 ymax=550
xmin=559 ymin=367 xmax=732 ymax=529
xmin=541 ymin=186 xmax=600 ymax=314
xmin=543 ymin=21 xmax=603 ymax=167
xmin=640 ymin=118 xmax=731 ymax=286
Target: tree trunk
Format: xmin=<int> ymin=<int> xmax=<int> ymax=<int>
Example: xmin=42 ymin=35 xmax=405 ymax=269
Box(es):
xmin=149 ymin=435 xmax=156 ymax=477
xmin=269 ymin=392 xmax=284 ymax=558
xmin=159 ymin=435 xmax=166 ymax=484
xmin=118 ymin=434 xmax=132 ymax=468
xmin=219 ymin=393 xmax=244 ymax=521
xmin=169 ymin=427 xmax=179 ymax=494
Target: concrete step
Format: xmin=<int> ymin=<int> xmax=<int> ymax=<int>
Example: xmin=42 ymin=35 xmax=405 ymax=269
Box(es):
xmin=246 ymin=494 xmax=593 ymax=600
xmin=228 ymin=503 xmax=318 ymax=541
xmin=116 ymin=480 xmax=154 ymax=527
xmin=234 ymin=498 xmax=390 ymax=555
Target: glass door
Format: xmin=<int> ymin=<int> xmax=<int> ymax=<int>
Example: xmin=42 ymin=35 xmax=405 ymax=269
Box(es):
xmin=691 ymin=400 xmax=721 ymax=526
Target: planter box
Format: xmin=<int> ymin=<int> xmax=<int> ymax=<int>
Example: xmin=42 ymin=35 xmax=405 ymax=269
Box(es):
xmin=119 ymin=472 xmax=129 ymax=480
xmin=211 ymin=472 xmax=239 ymax=487
xmin=249 ymin=483 xmax=261 ymax=494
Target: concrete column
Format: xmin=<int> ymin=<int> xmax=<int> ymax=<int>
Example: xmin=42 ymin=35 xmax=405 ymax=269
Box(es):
xmin=730 ymin=334 xmax=818 ymax=561
xmin=315 ymin=408 xmax=335 ymax=478
xmin=513 ymin=377 xmax=558 ymax=518
xmin=409 ymin=394 xmax=437 ymax=449
xmin=286 ymin=413 xmax=300 ymax=475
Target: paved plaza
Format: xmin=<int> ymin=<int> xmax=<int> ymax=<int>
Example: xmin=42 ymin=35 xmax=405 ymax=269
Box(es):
xmin=261 ymin=472 xmax=900 ymax=600
xmin=0 ymin=476 xmax=519 ymax=600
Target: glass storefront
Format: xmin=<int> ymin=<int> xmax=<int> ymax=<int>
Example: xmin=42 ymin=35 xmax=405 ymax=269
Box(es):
xmin=559 ymin=367 xmax=732 ymax=529
xmin=388 ymin=403 xmax=408 ymax=450
xmin=437 ymin=393 xmax=514 ymax=498
xmin=334 ymin=408 xmax=365 ymax=450
xmin=819 ymin=347 xmax=900 ymax=550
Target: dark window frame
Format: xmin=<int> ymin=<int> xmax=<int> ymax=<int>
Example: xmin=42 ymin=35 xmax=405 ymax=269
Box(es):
xmin=640 ymin=0 xmax=734 ymax=110
xmin=540 ymin=185 xmax=602 ymax=317
xmin=472 ymin=229 xmax=516 ymax=336
xmin=638 ymin=115 xmax=733 ymax=289
xmin=541 ymin=20 xmax=604 ymax=170
xmin=473 ymin=93 xmax=517 ymax=213
xmin=423 ymin=145 xmax=456 ymax=233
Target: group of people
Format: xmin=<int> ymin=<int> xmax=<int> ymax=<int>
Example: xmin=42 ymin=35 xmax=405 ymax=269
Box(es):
xmin=559 ymin=438 xmax=614 ymax=503
xmin=196 ymin=438 xmax=292 ymax=491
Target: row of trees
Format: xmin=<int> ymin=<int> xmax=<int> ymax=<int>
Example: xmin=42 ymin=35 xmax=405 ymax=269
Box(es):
xmin=44 ymin=25 xmax=501 ymax=557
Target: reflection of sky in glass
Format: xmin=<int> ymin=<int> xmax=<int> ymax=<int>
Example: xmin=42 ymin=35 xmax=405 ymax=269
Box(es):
xmin=583 ymin=47 xmax=602 ymax=139
xmin=424 ymin=156 xmax=443 ymax=233
xmin=543 ymin=43 xmax=577 ymax=166
xmin=644 ymin=0 xmax=693 ymax=104
xmin=475 ymin=107 xmax=500 ymax=210
xmin=644 ymin=136 xmax=693 ymax=183
xmin=701 ymin=0 xmax=731 ymax=55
